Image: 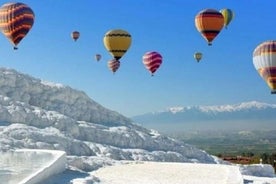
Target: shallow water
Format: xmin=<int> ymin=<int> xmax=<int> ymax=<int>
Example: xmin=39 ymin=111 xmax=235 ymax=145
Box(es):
xmin=0 ymin=151 xmax=54 ymax=184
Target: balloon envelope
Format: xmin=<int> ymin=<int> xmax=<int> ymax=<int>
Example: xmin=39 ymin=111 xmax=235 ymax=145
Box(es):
xmin=0 ymin=2 xmax=35 ymax=49
xmin=103 ymin=29 xmax=132 ymax=60
xmin=194 ymin=52 xmax=203 ymax=62
xmin=95 ymin=54 xmax=101 ymax=61
xmin=108 ymin=59 xmax=120 ymax=74
xmin=195 ymin=9 xmax=224 ymax=45
xmin=253 ymin=40 xmax=276 ymax=94
xmin=143 ymin=51 xmax=162 ymax=76
xmin=220 ymin=8 xmax=234 ymax=29
xmin=71 ymin=31 xmax=80 ymax=41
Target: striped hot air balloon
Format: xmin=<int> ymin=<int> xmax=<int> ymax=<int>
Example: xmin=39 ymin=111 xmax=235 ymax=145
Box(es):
xmin=142 ymin=51 xmax=162 ymax=76
xmin=0 ymin=2 xmax=35 ymax=49
xmin=195 ymin=9 xmax=224 ymax=46
xmin=108 ymin=59 xmax=120 ymax=74
xmin=253 ymin=40 xmax=276 ymax=94
xmin=71 ymin=31 xmax=80 ymax=41
xmin=103 ymin=29 xmax=132 ymax=60
xmin=220 ymin=8 xmax=234 ymax=29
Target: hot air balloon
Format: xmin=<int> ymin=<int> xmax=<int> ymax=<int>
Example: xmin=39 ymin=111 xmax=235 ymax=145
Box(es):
xmin=0 ymin=2 xmax=35 ymax=49
xmin=71 ymin=31 xmax=80 ymax=41
xmin=220 ymin=8 xmax=234 ymax=29
xmin=142 ymin=51 xmax=162 ymax=76
xmin=194 ymin=52 xmax=203 ymax=62
xmin=103 ymin=29 xmax=132 ymax=60
xmin=95 ymin=54 xmax=101 ymax=62
xmin=253 ymin=40 xmax=276 ymax=94
xmin=195 ymin=9 xmax=224 ymax=46
xmin=108 ymin=59 xmax=120 ymax=74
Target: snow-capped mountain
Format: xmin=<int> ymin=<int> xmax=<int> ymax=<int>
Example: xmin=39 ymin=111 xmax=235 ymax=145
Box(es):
xmin=0 ymin=67 xmax=216 ymax=169
xmin=166 ymin=101 xmax=276 ymax=114
xmin=132 ymin=101 xmax=276 ymax=133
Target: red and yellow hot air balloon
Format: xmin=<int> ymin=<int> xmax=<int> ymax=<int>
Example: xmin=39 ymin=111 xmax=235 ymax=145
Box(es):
xmin=0 ymin=2 xmax=35 ymax=49
xmin=108 ymin=59 xmax=120 ymax=74
xmin=142 ymin=51 xmax=162 ymax=76
xmin=195 ymin=9 xmax=224 ymax=46
xmin=103 ymin=29 xmax=132 ymax=60
xmin=253 ymin=40 xmax=276 ymax=94
xmin=71 ymin=31 xmax=80 ymax=41
xmin=220 ymin=8 xmax=234 ymax=29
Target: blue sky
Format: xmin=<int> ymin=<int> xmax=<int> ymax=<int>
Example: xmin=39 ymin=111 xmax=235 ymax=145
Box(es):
xmin=0 ymin=0 xmax=275 ymax=117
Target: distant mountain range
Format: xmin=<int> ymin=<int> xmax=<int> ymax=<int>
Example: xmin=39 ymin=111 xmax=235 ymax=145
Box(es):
xmin=132 ymin=101 xmax=276 ymax=133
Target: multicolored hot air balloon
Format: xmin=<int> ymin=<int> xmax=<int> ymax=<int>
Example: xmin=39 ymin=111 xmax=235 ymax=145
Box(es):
xmin=253 ymin=40 xmax=276 ymax=94
xmin=195 ymin=9 xmax=224 ymax=46
xmin=0 ymin=2 xmax=35 ymax=49
xmin=220 ymin=8 xmax=234 ymax=29
xmin=142 ymin=51 xmax=162 ymax=76
xmin=71 ymin=31 xmax=80 ymax=41
xmin=194 ymin=52 xmax=203 ymax=62
xmin=108 ymin=59 xmax=120 ymax=74
xmin=95 ymin=54 xmax=101 ymax=62
xmin=103 ymin=29 xmax=132 ymax=60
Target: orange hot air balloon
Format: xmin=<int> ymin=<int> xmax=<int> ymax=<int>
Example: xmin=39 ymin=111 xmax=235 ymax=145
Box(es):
xmin=71 ymin=31 xmax=80 ymax=41
xmin=142 ymin=51 xmax=162 ymax=76
xmin=108 ymin=59 xmax=120 ymax=74
xmin=0 ymin=2 xmax=35 ymax=49
xmin=253 ymin=40 xmax=276 ymax=94
xmin=195 ymin=9 xmax=224 ymax=46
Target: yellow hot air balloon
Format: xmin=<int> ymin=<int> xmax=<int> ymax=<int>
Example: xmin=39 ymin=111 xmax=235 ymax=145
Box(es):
xmin=103 ymin=29 xmax=132 ymax=60
xmin=0 ymin=2 xmax=35 ymax=49
xmin=194 ymin=52 xmax=203 ymax=62
xmin=253 ymin=40 xmax=276 ymax=94
xmin=220 ymin=8 xmax=234 ymax=29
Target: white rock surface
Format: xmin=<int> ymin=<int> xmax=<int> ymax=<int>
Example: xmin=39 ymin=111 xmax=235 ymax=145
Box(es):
xmin=0 ymin=68 xmax=275 ymax=184
xmin=91 ymin=162 xmax=244 ymax=184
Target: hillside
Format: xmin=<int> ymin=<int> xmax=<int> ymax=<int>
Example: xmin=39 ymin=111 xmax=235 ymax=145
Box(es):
xmin=0 ymin=68 xmax=215 ymax=165
xmin=0 ymin=68 xmax=275 ymax=183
